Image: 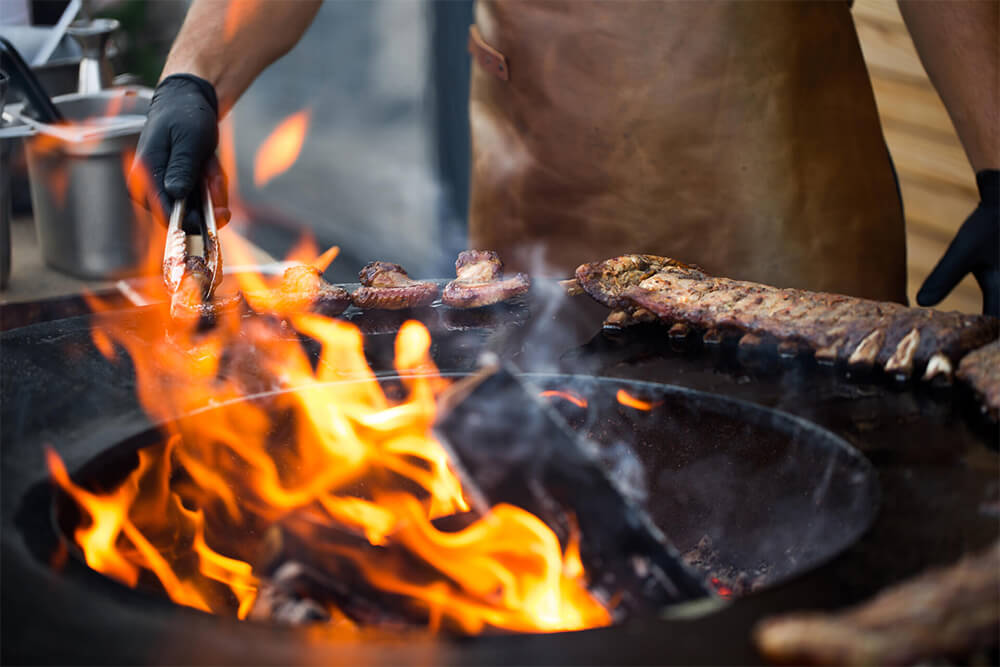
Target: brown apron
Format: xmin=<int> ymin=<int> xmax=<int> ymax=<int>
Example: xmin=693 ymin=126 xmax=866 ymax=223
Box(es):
xmin=467 ymin=0 xmax=907 ymax=303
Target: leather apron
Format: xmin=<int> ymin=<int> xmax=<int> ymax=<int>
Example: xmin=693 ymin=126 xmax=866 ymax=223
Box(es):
xmin=467 ymin=0 xmax=907 ymax=303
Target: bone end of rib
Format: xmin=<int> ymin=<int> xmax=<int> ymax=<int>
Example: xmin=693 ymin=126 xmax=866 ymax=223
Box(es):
xmin=922 ymin=352 xmax=954 ymax=382
xmin=738 ymin=333 xmax=762 ymax=347
xmin=848 ymin=329 xmax=886 ymax=367
xmin=777 ymin=341 xmax=799 ymax=358
xmin=632 ymin=307 xmax=656 ymax=323
xmin=560 ymin=278 xmax=584 ymax=296
xmin=814 ymin=339 xmax=842 ymax=365
xmin=703 ymin=328 xmax=722 ymax=345
xmin=668 ymin=323 xmax=689 ymax=339
xmin=604 ymin=310 xmax=629 ymax=327
xmin=884 ymin=328 xmax=921 ymax=377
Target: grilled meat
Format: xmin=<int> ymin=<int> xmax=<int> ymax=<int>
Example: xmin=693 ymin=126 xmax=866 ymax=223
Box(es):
xmin=754 ymin=540 xmax=1000 ymax=665
xmin=169 ymin=256 xmax=242 ymax=322
xmin=573 ymin=254 xmax=695 ymax=309
xmin=957 ymin=340 xmax=1000 ymax=419
xmin=276 ymin=264 xmax=351 ymax=316
xmin=442 ymin=250 xmax=530 ymax=308
xmin=572 ymin=255 xmax=998 ymax=380
xmin=352 ymin=261 xmax=438 ymax=310
xmin=171 ymin=263 xmax=351 ymax=322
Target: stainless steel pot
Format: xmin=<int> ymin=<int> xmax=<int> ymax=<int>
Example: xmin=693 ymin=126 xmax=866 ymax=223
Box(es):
xmin=1 ymin=70 xmax=9 ymax=289
xmin=18 ymin=87 xmax=154 ymax=279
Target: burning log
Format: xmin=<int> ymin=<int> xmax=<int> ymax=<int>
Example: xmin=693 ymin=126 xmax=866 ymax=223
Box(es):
xmin=249 ymin=562 xmax=332 ymax=625
xmin=754 ymin=540 xmax=1000 ymax=665
xmin=570 ymin=255 xmax=998 ymax=381
xmin=434 ymin=365 xmax=712 ymax=616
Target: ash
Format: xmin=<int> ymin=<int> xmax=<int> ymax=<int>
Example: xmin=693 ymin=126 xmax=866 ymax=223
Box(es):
xmin=682 ymin=535 xmax=770 ymax=598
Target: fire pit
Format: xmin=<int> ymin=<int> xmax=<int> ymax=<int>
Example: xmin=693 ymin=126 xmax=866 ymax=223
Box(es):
xmin=49 ymin=370 xmax=877 ymax=633
xmin=2 ymin=275 xmax=996 ymax=664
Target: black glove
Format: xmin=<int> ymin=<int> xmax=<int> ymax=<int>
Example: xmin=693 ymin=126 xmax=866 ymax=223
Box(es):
xmin=128 ymin=74 xmax=230 ymax=232
xmin=916 ymin=170 xmax=999 ymax=318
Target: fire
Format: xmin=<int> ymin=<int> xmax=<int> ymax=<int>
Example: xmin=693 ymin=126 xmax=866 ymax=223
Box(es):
xmin=616 ymin=389 xmax=662 ymax=411
xmin=539 ymin=390 xmax=588 ymax=409
xmin=253 ymin=110 xmax=310 ymax=187
xmin=710 ymin=577 xmax=733 ymax=598
xmin=55 ymin=243 xmax=610 ymax=634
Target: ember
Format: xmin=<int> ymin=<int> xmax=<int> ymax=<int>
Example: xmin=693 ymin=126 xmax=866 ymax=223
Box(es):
xmin=49 ymin=246 xmax=611 ymax=634
xmin=539 ymin=390 xmax=589 ymax=409
xmin=616 ymin=389 xmax=663 ymax=411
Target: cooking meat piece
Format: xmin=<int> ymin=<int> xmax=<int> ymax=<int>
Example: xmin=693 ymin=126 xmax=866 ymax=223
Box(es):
xmin=275 ymin=264 xmax=351 ymax=316
xmin=754 ymin=540 xmax=1000 ymax=665
xmin=957 ymin=340 xmax=1000 ymax=419
xmin=352 ymin=261 xmax=438 ymax=310
xmin=572 ymin=254 xmax=696 ymax=309
xmin=169 ymin=256 xmax=242 ymax=322
xmin=441 ymin=250 xmax=530 ymax=308
xmin=573 ymin=256 xmax=998 ymax=380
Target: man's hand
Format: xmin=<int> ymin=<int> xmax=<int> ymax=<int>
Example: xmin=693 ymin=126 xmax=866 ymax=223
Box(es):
xmin=917 ymin=171 xmax=999 ymax=317
xmin=129 ymin=74 xmax=230 ymax=232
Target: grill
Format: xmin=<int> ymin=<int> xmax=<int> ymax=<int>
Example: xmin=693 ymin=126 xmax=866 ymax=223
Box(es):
xmin=2 ymin=284 xmax=997 ymax=664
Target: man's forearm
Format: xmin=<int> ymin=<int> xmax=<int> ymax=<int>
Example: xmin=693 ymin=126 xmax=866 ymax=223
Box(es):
xmin=899 ymin=0 xmax=999 ymax=172
xmin=161 ymin=0 xmax=323 ymax=114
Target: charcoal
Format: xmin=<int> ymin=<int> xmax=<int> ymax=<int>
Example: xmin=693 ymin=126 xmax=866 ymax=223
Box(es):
xmin=434 ymin=365 xmax=711 ymax=616
xmin=249 ymin=562 xmax=331 ymax=625
xmin=250 ymin=558 xmax=415 ymax=629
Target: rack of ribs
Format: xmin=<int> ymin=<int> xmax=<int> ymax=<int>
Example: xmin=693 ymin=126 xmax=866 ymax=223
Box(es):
xmin=351 ymin=261 xmax=439 ymax=310
xmin=441 ymin=250 xmax=530 ymax=308
xmin=570 ymin=255 xmax=999 ymax=381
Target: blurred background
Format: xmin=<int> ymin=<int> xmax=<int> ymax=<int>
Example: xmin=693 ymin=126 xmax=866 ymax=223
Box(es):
xmin=0 ymin=0 xmax=982 ymax=312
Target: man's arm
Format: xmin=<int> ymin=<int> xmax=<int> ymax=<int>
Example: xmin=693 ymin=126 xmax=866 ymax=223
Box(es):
xmin=900 ymin=0 xmax=999 ymax=316
xmin=899 ymin=0 xmax=998 ymax=172
xmin=162 ymin=0 xmax=323 ymax=114
xmin=129 ymin=0 xmax=321 ymax=227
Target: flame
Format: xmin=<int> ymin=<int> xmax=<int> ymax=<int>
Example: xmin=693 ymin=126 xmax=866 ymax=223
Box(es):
xmin=223 ymin=0 xmax=265 ymax=42
xmin=616 ymin=389 xmax=662 ymax=411
xmin=60 ymin=248 xmax=610 ymax=634
xmin=253 ymin=110 xmax=310 ymax=187
xmin=539 ymin=390 xmax=588 ymax=409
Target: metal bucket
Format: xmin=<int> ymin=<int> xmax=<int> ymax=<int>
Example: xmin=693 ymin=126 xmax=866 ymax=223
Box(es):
xmin=20 ymin=87 xmax=153 ymax=279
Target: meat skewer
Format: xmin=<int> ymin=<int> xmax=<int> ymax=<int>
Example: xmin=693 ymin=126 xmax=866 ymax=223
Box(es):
xmin=352 ymin=261 xmax=439 ymax=310
xmin=441 ymin=250 xmax=530 ymax=308
xmin=571 ymin=255 xmax=998 ymax=380
xmin=754 ymin=540 xmax=1000 ymax=665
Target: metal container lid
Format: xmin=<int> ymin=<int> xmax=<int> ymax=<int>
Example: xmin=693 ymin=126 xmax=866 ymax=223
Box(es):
xmin=11 ymin=87 xmax=150 ymax=156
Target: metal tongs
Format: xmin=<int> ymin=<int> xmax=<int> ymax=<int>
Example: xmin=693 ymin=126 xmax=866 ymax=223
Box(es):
xmin=162 ymin=184 xmax=222 ymax=305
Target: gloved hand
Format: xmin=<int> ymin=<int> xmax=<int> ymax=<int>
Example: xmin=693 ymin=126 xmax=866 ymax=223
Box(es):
xmin=128 ymin=74 xmax=231 ymax=233
xmin=917 ymin=170 xmax=999 ymax=318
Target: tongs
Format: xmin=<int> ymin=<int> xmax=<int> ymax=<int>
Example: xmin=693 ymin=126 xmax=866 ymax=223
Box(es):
xmin=162 ymin=184 xmax=222 ymax=305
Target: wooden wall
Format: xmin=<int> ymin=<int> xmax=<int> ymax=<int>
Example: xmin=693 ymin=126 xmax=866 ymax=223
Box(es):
xmin=853 ymin=0 xmax=982 ymax=313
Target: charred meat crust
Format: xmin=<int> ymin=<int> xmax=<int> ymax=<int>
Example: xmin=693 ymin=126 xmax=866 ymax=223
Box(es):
xmin=957 ymin=340 xmax=1000 ymax=418
xmin=353 ymin=261 xmax=439 ymax=310
xmin=442 ymin=250 xmax=530 ymax=309
xmin=574 ymin=255 xmax=702 ymax=309
xmin=575 ymin=256 xmax=998 ymax=377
